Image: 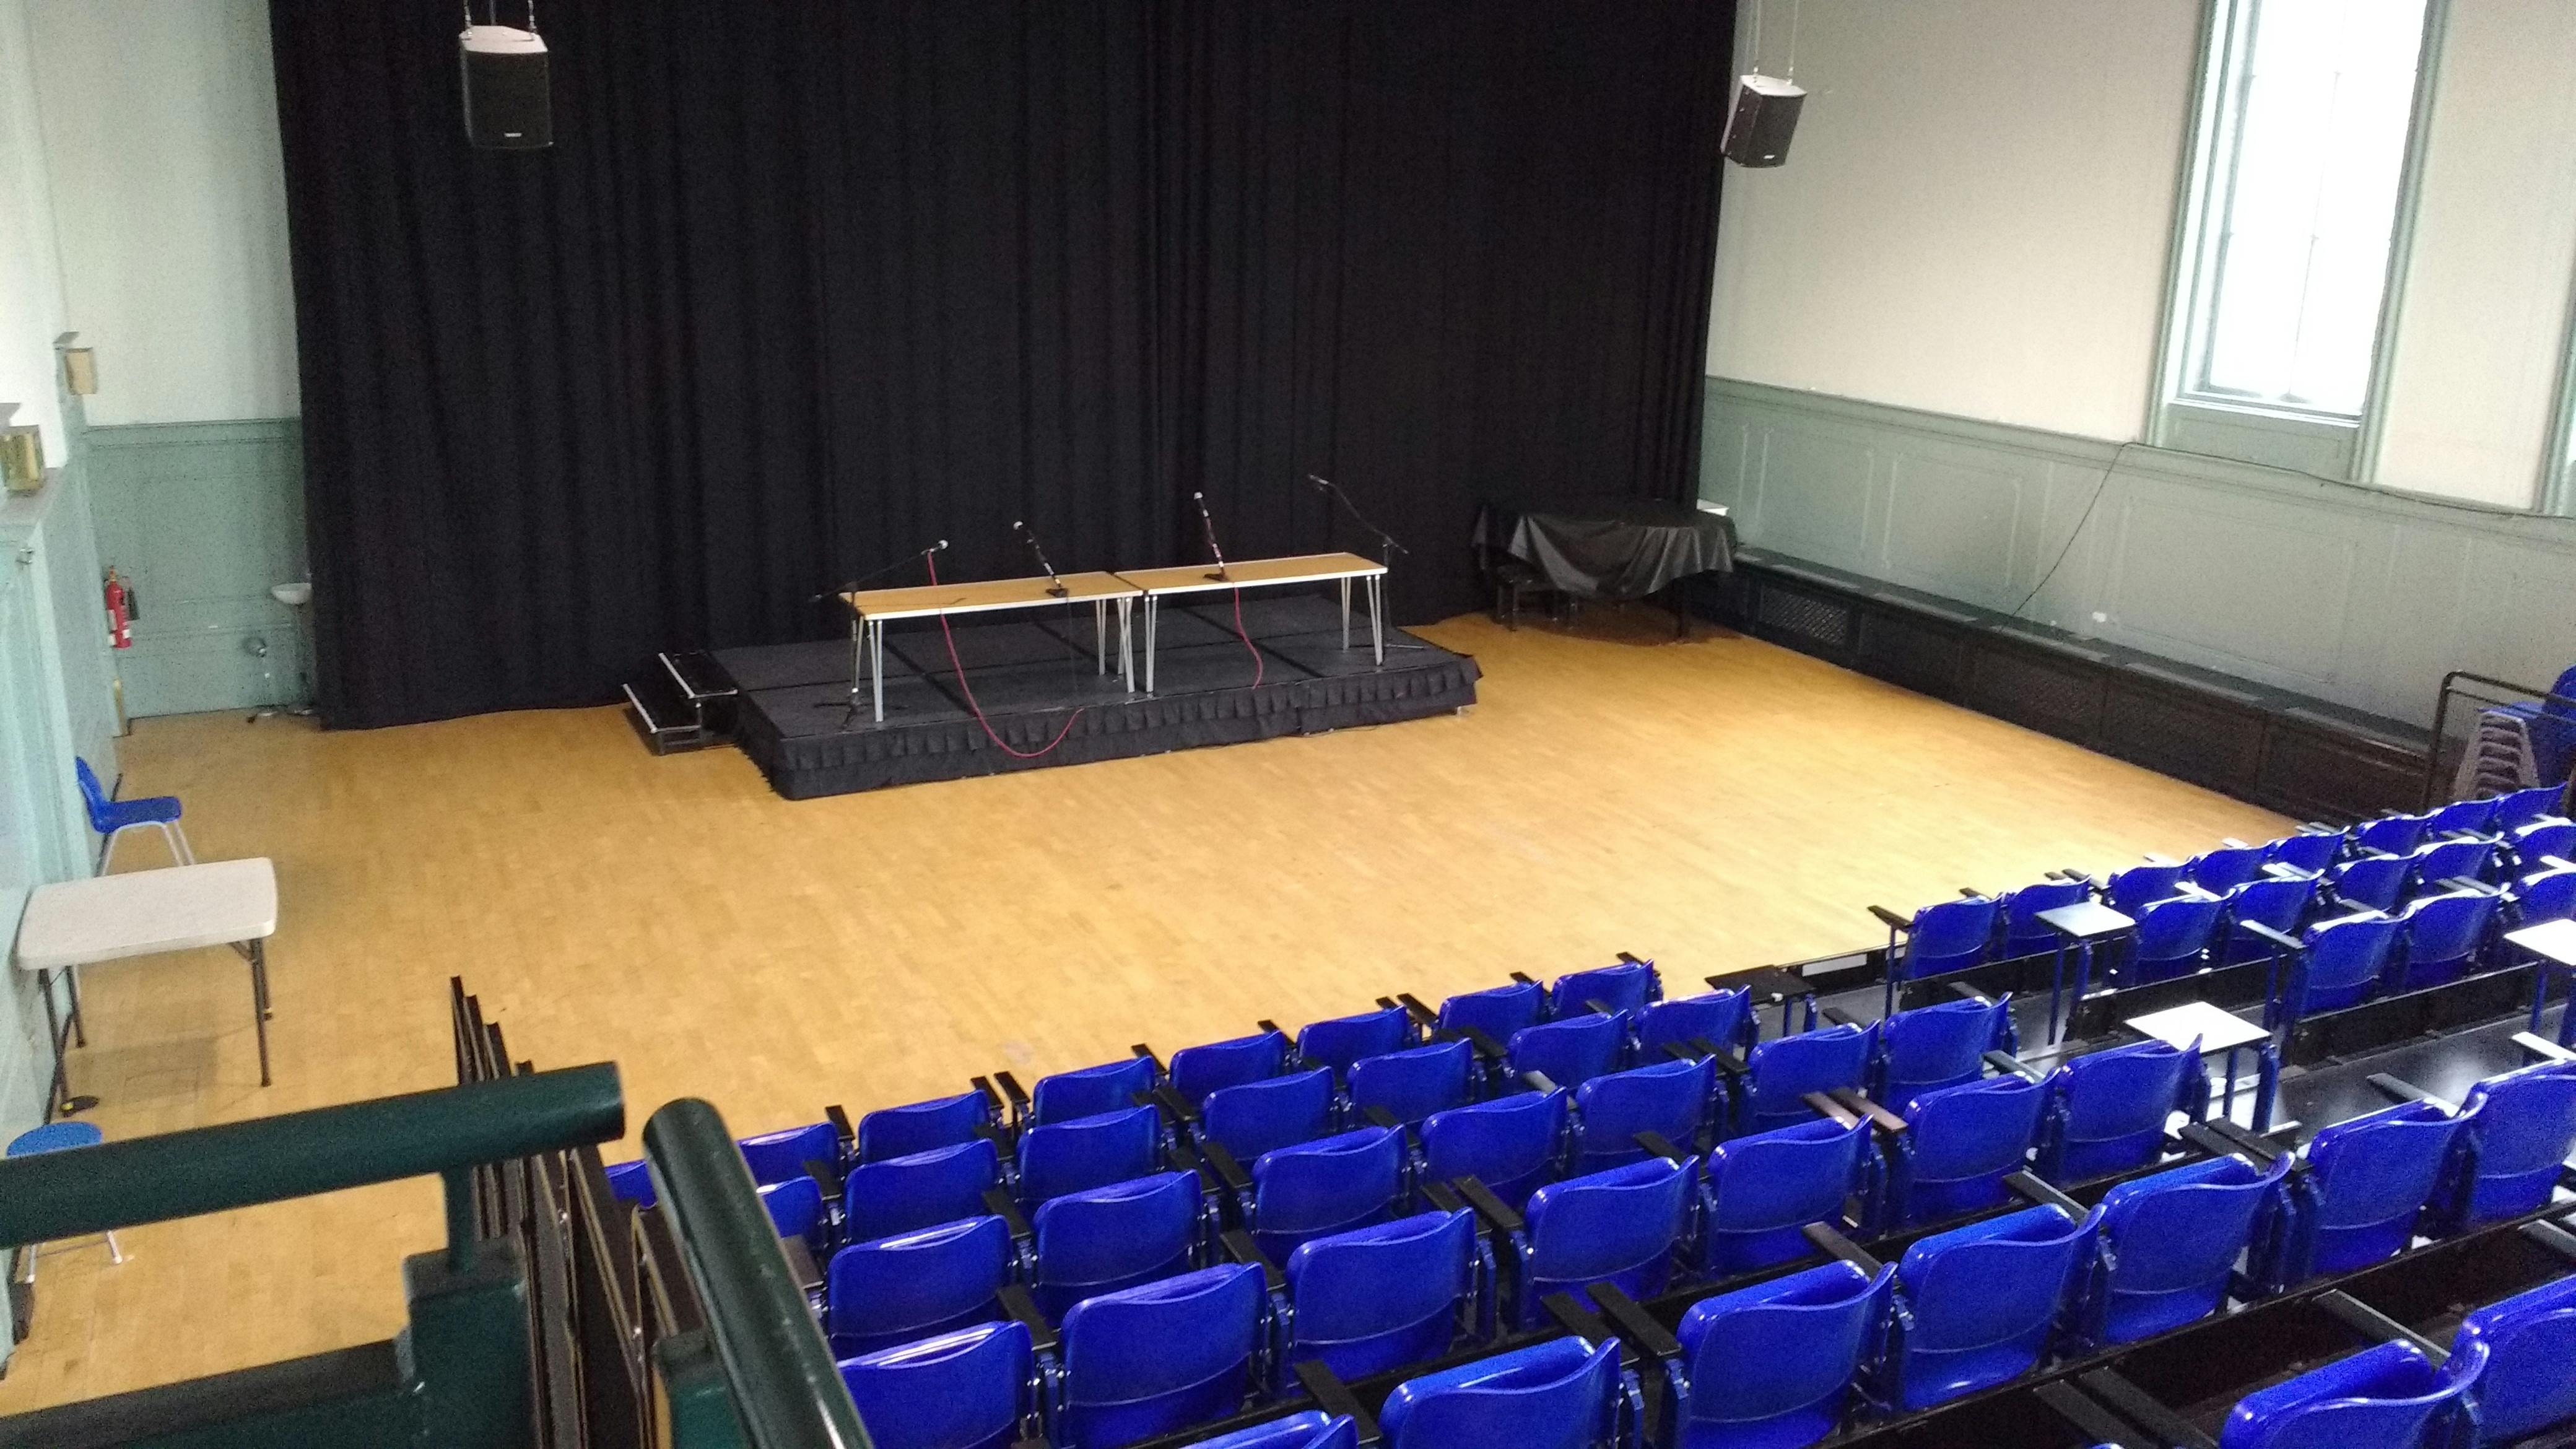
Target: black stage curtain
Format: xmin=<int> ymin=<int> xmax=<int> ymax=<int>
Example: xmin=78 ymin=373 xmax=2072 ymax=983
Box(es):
xmin=271 ymin=1 xmax=1733 ymax=727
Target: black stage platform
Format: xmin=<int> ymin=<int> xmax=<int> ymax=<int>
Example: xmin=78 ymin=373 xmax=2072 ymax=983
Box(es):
xmin=718 ymin=594 xmax=1479 ymax=798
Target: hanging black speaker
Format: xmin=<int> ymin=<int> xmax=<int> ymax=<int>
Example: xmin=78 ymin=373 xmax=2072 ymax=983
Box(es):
xmin=460 ymin=14 xmax=551 ymax=150
xmin=1721 ymin=74 xmax=1804 ymax=168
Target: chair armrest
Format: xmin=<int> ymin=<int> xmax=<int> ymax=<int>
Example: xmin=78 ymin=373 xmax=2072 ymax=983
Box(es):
xmin=1869 ymin=905 xmax=1912 ymax=931
xmin=2366 ymin=1072 xmax=2435 ymax=1105
xmin=2143 ymin=853 xmax=2181 ymax=867
xmin=1221 ymin=1228 xmax=1285 ymax=1293
xmin=1584 ymin=997 xmax=1621 ymax=1019
xmin=1130 ymin=1042 xmax=1161 ymax=1069
xmin=1141 ymin=1082 xmax=1201 ymax=1126
xmin=981 ymin=1185 xmax=1036 ymax=1250
xmin=2263 ymin=862 xmax=2321 ymax=882
xmin=2192 ymin=1118 xmax=2289 ymax=1166
xmin=991 ymin=1071 xmax=1032 ymax=1120
xmin=998 ymin=1282 xmax=1058 ymax=1354
xmin=2512 ymin=1031 xmax=2576 ymax=1064
xmin=1510 ymin=972 xmax=1540 ymax=987
xmin=825 ymin=1103 xmax=855 ymax=1152
xmin=1451 ymin=1173 xmax=1526 ymax=1238
xmin=1420 ymin=1180 xmax=1466 ymax=1214
xmin=1188 ymin=1139 xmax=1251 ymax=1195
xmin=1803 ymin=1091 xmax=1861 ymax=1129
xmin=2521 ymin=1218 xmax=2576 ymax=1265
xmin=1942 ymin=980 xmax=1995 ymax=1004
xmin=1827 ymin=1088 xmax=1908 ymax=1136
xmin=2074 ymin=1370 xmax=2220 ymax=1449
xmin=1360 ymin=1105 xmax=1404 ymax=1133
xmin=2442 ymin=877 xmax=2504 ymax=897
xmin=1586 ymin=1282 xmax=1682 ymax=1362
xmin=779 ymin=1235 xmax=824 ymax=1297
xmin=2239 ymin=921 xmax=2305 ymax=953
xmin=1292 ymin=1360 xmax=1383 ymax=1448
xmin=1799 ymin=1221 xmax=1884 ymax=1275
xmin=1458 ymin=1025 xmax=1510 ymax=1064
xmin=1396 ymin=993 xmax=1440 ymax=1029
xmin=1985 ymin=1050 xmax=2046 ymax=1082
xmin=1518 ymin=1069 xmax=1560 ymax=1094
xmin=2004 ymin=1171 xmax=2085 ymax=1216
xmin=1817 ymin=1004 xmax=1865 ymax=1029
xmin=2315 ymin=1289 xmax=2448 ymax=1361
xmin=1705 ymin=1046 xmax=1749 ymax=1081
xmin=1256 ymin=1018 xmax=1283 ymax=1035
xmin=1616 ymin=951 xmax=1651 ymax=967
xmin=1632 ymin=1130 xmax=1690 ymax=1165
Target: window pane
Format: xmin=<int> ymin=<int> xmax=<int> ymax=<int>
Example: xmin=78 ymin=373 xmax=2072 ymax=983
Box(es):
xmin=2195 ymin=0 xmax=2427 ymax=416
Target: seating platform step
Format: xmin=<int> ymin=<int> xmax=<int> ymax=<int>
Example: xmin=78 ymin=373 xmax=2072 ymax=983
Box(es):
xmin=624 ymin=651 xmax=739 ymax=755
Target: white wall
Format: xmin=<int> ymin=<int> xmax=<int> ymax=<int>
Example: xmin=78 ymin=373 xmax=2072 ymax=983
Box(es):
xmin=27 ymin=0 xmax=297 ymax=425
xmin=1708 ymin=0 xmax=2204 ymax=442
xmin=0 ymin=0 xmax=69 ymax=456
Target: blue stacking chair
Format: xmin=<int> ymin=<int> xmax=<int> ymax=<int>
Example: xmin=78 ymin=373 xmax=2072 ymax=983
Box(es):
xmin=1669 ymin=1259 xmax=1891 ymax=1449
xmin=839 ymin=1320 xmax=1035 ymax=1449
xmin=1422 ymin=1090 xmax=1568 ymax=1211
xmin=1297 ymin=1007 xmax=1416 ymax=1082
xmin=1377 ymin=1338 xmax=1625 ymax=1449
xmin=1881 ymin=1204 xmax=2092 ymax=1412
xmin=1506 ymin=1155 xmax=1695 ymax=1326
xmin=2265 ymin=830 xmax=2346 ymax=876
xmin=2219 ymin=1340 xmax=2485 ymax=1449
xmin=765 ymin=1176 xmax=829 ymax=1246
xmin=2263 ymin=912 xmax=2403 ymax=1033
xmin=2352 ymin=812 xmax=2435 ymax=858
xmin=1509 ymin=1013 xmax=1627 ymax=1090
xmin=1551 ymin=959 xmax=1660 ymax=1019
xmin=1283 ymin=1209 xmax=1484 ymax=1379
xmin=2494 ymin=783 xmax=2570 ymax=830
xmin=1638 ymin=991 xmax=1755 ymax=1061
xmin=603 ymin=1158 xmax=653 ymax=1204
xmin=1030 ymin=1170 xmax=1208 ymax=1323
xmin=1171 ymin=1031 xmax=1291 ymax=1110
xmin=1877 ymin=896 xmax=1999 ymax=1016
xmin=1019 ymin=1107 xmax=1164 ymax=1211
xmin=2509 ymin=818 xmax=2576 ymax=871
xmin=1056 ymin=1264 xmax=1268 ymax=1449
xmin=2427 ymin=798 xmax=2500 ymax=837
xmin=824 ymin=1215 xmax=1016 ymax=1357
xmin=858 ymin=1092 xmax=999 ymax=1165
xmin=739 ymin=1121 xmax=839 ymax=1186
xmin=2104 ymin=861 xmax=2187 ymax=916
xmin=74 ymin=757 xmax=192 ymax=869
xmin=845 ymin=1138 xmax=1006 ymax=1242
xmin=2507 ymin=855 xmax=2576 ymax=924
xmin=2328 ymin=852 xmax=2413 ymax=914
xmin=1203 ymin=1068 xmax=1336 ymax=1165
xmin=2433 ymin=1058 xmax=2576 ymax=1230
xmin=2411 ymin=835 xmax=2499 ymax=889
xmin=1871 ymin=997 xmax=2014 ymax=1105
xmin=1874 ymin=1074 xmax=2045 ymax=1229
xmin=1737 ymin=1024 xmax=1871 ymax=1136
xmin=2188 ymin=843 xmax=2270 ymax=893
xmin=1242 ymin=1127 xmax=1404 ymax=1264
xmin=2255 ymin=1101 xmax=2460 ymax=1290
xmin=2453 ymin=1273 xmax=2576 ymax=1443
xmin=1439 ymin=982 xmax=1545 ymax=1044
xmin=1033 ymin=1058 xmax=1160 ymax=1128
xmin=1699 ymin=1117 xmax=1868 ymax=1277
xmin=1572 ymin=1058 xmax=1716 ymax=1170
xmin=1351 ymin=1042 xmax=1476 ymax=1127
xmin=2219 ymin=874 xmax=2318 ymax=967
xmin=2035 ymin=1038 xmax=2206 ymax=1183
xmin=2122 ymin=891 xmax=2227 ymax=985
xmin=2076 ymin=1155 xmax=2287 ymax=1347
xmin=1183 ymin=1414 xmax=1357 ymax=1449
xmin=2389 ymin=887 xmax=2502 ymax=992
xmin=1998 ymin=878 xmax=2096 ymax=962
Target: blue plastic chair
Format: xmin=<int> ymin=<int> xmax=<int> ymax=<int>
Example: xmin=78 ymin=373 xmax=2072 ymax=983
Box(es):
xmin=2434 ymin=1058 xmax=2576 ymax=1230
xmin=1034 ymin=1058 xmax=1160 ymax=1128
xmin=1439 ymin=983 xmax=1545 ymax=1045
xmin=1672 ymin=1259 xmax=1891 ymax=1449
xmin=1876 ymin=1074 xmax=2045 ymax=1229
xmin=1510 ymin=1155 xmax=1694 ymax=1325
xmin=824 ymin=1214 xmax=1014 ymax=1357
xmin=1572 ymin=1058 xmax=1715 ymax=1170
xmin=1699 ymin=1117 xmax=1868 ymax=1277
xmin=2507 ymin=856 xmax=2576 ymax=925
xmin=1244 ymin=1126 xmax=1404 ymax=1263
xmin=2219 ymin=875 xmax=2318 ymax=967
xmin=1998 ymin=879 xmax=2096 ymax=961
xmin=5 ymin=1121 xmax=123 ymax=1267
xmin=1203 ymin=1068 xmax=1336 ymax=1165
xmin=74 ymin=757 xmax=191 ymax=869
xmin=858 ymin=1092 xmax=998 ymax=1165
xmin=2352 ymin=812 xmax=2435 ymax=858
xmin=2510 ymin=819 xmax=2576 ymax=872
xmin=1056 ymin=1264 xmax=1267 ymax=1449
xmin=1422 ymin=1090 xmax=1568 ymax=1211
xmin=1297 ymin=1007 xmax=1416 ymax=1081
xmin=2079 ymin=1155 xmax=2287 ymax=1347
xmin=1738 ymin=1024 xmax=1871 ymax=1136
xmin=1019 ymin=1106 xmax=1164 ymax=1211
xmin=2258 ymin=1100 xmax=2460 ymax=1289
xmin=1551 ymin=960 xmax=1660 ymax=1019
xmin=2426 ymin=798 xmax=2500 ymax=837
xmin=845 ymin=1137 xmax=1004 ymax=1242
xmin=1351 ymin=1041 xmax=1475 ymax=1126
xmin=1508 ymin=1013 xmax=1627 ymax=1090
xmin=2036 ymin=1038 xmax=2206 ymax=1183
xmin=2266 ymin=912 xmax=2403 ymax=1032
xmin=838 ymin=1320 xmax=1035 ymax=1449
xmin=2329 ymin=853 xmax=2413 ymax=914
xmin=1873 ymin=997 xmax=2014 ymax=1105
xmin=2493 ymin=783 xmax=2570 ymax=830
xmin=1171 ymin=1031 xmax=1290 ymax=1110
xmin=1183 ymin=1414 xmax=1357 ymax=1449
xmin=1031 ymin=1170 xmax=1208 ymax=1323
xmin=2104 ymin=862 xmax=2187 ymax=916
xmin=2265 ymin=831 xmax=2345 ymax=876
xmin=1884 ymin=1204 xmax=2092 ymax=1412
xmin=2122 ymin=892 xmax=2227 ymax=985
xmin=1880 ymin=897 xmax=1999 ymax=1015
xmin=2410 ymin=836 xmax=2497 ymax=890
xmin=2188 ymin=843 xmax=2269 ymax=893
xmin=739 ymin=1121 xmax=840 ymax=1187
xmin=2452 ymin=1272 xmax=2576 ymax=1443
xmin=1378 ymin=1338 xmax=1625 ymax=1449
xmin=1284 ymin=1209 xmax=1482 ymax=1380
xmin=1638 ymin=991 xmax=1754 ymax=1061
xmin=603 ymin=1158 xmax=655 ymax=1204
xmin=2390 ymin=889 xmax=2502 ymax=992
xmin=2219 ymin=1339 xmax=2484 ymax=1449
xmin=764 ymin=1176 xmax=827 ymax=1245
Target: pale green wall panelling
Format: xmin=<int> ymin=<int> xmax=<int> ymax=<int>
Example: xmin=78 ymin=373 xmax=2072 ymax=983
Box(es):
xmin=85 ymin=419 xmax=308 ymax=716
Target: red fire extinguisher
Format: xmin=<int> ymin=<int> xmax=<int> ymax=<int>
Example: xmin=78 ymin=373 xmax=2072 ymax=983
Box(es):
xmin=104 ymin=568 xmax=134 ymax=650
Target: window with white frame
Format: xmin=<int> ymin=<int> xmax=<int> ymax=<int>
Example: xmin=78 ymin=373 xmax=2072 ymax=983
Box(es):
xmin=2161 ymin=0 xmax=2435 ymax=472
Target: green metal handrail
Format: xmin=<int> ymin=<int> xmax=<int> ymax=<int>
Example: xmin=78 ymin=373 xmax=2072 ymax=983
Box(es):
xmin=645 ymin=1098 xmax=872 ymax=1449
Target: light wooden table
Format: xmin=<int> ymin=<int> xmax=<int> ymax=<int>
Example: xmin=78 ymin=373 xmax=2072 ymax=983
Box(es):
xmin=1115 ymin=552 xmax=1388 ymax=695
xmin=841 ymin=572 xmax=1140 ymax=723
xmin=14 ymin=857 xmax=279 ymax=1113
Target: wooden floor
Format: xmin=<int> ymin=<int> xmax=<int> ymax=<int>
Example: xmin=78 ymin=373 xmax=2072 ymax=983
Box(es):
xmin=0 ymin=609 xmax=2287 ymax=1411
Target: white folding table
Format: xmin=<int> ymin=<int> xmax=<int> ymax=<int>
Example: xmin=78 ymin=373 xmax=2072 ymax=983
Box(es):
xmin=2123 ymin=998 xmax=2273 ymax=1125
xmin=14 ymin=857 xmax=279 ymax=1112
xmin=1116 ymin=552 xmax=1388 ymax=695
xmin=842 ymin=572 xmax=1140 ymax=723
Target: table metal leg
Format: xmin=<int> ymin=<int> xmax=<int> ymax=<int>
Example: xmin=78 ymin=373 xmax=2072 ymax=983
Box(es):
xmin=869 ymin=620 xmax=886 ymax=723
xmin=1094 ymin=601 xmax=1107 ymax=675
xmin=2068 ymin=941 xmax=2100 ymax=1038
xmin=249 ymin=939 xmax=273 ymax=1087
xmin=2048 ymin=941 xmax=2068 ymax=1045
xmin=1145 ymin=598 xmax=1160 ymax=695
xmin=1118 ymin=599 xmax=1136 ymax=692
xmin=2220 ymin=1043 xmax=2241 ymax=1120
xmin=65 ymin=964 xmax=85 ymax=1047
xmin=1368 ymin=577 xmax=1384 ymax=665
xmin=1341 ymin=579 xmax=1352 ymax=649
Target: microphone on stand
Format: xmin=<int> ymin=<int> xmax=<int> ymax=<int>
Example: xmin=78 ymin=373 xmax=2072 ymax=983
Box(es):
xmin=1194 ymin=491 xmax=1232 ymax=583
xmin=1305 ymin=474 xmax=1408 ymax=557
xmin=1015 ymin=521 xmax=1069 ymax=598
xmin=812 ymin=539 xmax=950 ymax=603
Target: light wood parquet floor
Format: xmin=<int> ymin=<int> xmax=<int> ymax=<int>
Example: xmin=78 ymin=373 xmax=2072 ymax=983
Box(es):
xmin=0 ymin=609 xmax=2287 ymax=1411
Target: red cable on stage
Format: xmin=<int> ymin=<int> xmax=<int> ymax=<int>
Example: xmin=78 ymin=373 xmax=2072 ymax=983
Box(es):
xmin=925 ymin=555 xmax=1086 ymax=760
xmin=1230 ymin=587 xmax=1264 ymax=689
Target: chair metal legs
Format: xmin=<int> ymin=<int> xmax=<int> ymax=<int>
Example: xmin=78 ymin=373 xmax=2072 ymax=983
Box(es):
xmin=102 ymin=820 xmax=194 ymax=871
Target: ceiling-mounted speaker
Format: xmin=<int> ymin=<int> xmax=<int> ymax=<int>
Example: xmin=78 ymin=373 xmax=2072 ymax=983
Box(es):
xmin=1721 ymin=74 xmax=1804 ymax=168
xmin=461 ymin=21 xmax=551 ymax=150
